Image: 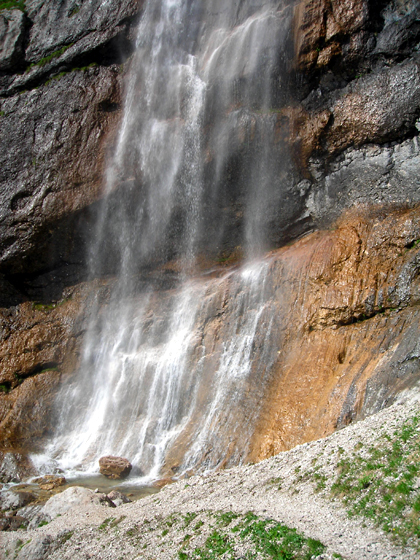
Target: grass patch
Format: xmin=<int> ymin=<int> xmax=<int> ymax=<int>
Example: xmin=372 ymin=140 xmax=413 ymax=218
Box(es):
xmin=183 ymin=512 xmax=198 ymax=528
xmin=99 ymin=517 xmax=115 ymax=531
xmin=56 ymin=531 xmax=73 ymax=546
xmin=177 ymin=511 xmax=329 ymax=559
xmin=108 ymin=516 xmax=126 ymax=529
xmin=330 ymin=414 xmax=420 ymax=548
xmin=233 ymin=512 xmax=325 ymax=560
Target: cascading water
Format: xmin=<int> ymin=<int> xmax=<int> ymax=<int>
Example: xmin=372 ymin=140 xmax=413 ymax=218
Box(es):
xmin=36 ymin=0 xmax=299 ymax=482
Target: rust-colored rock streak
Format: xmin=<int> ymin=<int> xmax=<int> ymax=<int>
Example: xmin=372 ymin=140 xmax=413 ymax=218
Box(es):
xmin=249 ymin=206 xmax=420 ymax=461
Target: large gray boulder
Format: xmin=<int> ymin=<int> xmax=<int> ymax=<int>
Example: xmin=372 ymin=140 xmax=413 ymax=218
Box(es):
xmin=41 ymin=486 xmax=114 ymax=520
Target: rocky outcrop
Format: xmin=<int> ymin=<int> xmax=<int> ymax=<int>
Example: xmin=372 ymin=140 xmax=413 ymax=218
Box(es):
xmin=0 ymin=0 xmax=145 ymax=296
xmin=0 ymin=9 xmax=26 ymax=71
xmin=0 ymin=66 xmax=123 ymax=283
xmin=0 ymin=279 xmax=112 ymax=452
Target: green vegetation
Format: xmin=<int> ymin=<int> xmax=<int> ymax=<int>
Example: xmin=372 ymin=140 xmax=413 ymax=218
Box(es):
xmin=14 ymin=539 xmax=31 ymax=554
xmin=119 ymin=510 xmax=334 ymax=559
xmin=32 ymin=295 xmax=71 ymax=312
xmin=38 ymin=520 xmax=49 ymax=527
xmin=406 ymin=239 xmax=420 ymax=250
xmin=99 ymin=517 xmax=114 ymax=531
xmin=44 ymin=63 xmax=98 ymax=86
xmin=0 ymin=383 xmax=10 ymax=393
xmin=26 ymin=44 xmax=74 ymax=73
xmin=183 ymin=512 xmax=198 ymax=528
xmin=68 ymin=4 xmax=80 ymax=17
xmin=98 ymin=516 xmax=126 ymax=531
xmin=0 ymin=0 xmax=25 ymax=12
xmin=56 ymin=531 xmax=73 ymax=546
xmin=178 ymin=512 xmax=326 ymax=559
xmin=330 ymin=414 xmax=420 ymax=548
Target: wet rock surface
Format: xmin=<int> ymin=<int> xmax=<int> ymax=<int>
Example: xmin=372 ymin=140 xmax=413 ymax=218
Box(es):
xmin=99 ymin=456 xmax=133 ymax=480
xmin=0 ymin=0 xmax=419 ymax=484
xmin=33 ymin=476 xmax=66 ymax=491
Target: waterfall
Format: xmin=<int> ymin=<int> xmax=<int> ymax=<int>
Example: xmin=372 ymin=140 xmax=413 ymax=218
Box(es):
xmin=37 ymin=0 xmax=297 ymax=482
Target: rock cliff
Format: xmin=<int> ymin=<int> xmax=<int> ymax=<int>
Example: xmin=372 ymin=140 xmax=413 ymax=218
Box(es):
xmin=0 ymin=0 xmax=420 ymax=478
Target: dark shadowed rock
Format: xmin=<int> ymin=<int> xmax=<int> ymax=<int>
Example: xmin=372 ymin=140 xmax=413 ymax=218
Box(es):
xmin=99 ymin=456 xmax=132 ymax=479
xmin=0 ymin=66 xmax=123 ymax=280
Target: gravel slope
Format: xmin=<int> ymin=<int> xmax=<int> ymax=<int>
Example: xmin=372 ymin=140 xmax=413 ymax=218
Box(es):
xmin=2 ymin=389 xmax=420 ymax=560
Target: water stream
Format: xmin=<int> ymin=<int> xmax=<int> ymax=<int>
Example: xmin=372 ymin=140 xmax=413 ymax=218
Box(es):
xmin=35 ymin=0 xmax=297 ymax=483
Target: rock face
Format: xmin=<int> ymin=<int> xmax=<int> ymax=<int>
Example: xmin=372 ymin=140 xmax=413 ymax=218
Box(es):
xmin=0 ymin=0 xmax=420 ymax=478
xmin=99 ymin=456 xmax=132 ymax=479
xmin=0 ymin=9 xmax=26 ymax=71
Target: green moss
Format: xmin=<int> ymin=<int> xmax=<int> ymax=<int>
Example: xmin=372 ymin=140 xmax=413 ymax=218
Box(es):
xmin=68 ymin=4 xmax=79 ymax=17
xmin=0 ymin=383 xmax=11 ymax=393
xmin=44 ymin=63 xmax=98 ymax=86
xmin=0 ymin=0 xmax=25 ymax=12
xmin=32 ymin=296 xmax=71 ymax=312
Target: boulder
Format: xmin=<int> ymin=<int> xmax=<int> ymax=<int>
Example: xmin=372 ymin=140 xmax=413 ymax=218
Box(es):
xmin=99 ymin=456 xmax=132 ymax=479
xmin=33 ymin=475 xmax=66 ymax=491
xmin=0 ymin=452 xmax=36 ymax=483
xmin=41 ymin=486 xmax=114 ymax=522
xmin=0 ymin=489 xmax=36 ymax=511
xmin=107 ymin=490 xmax=131 ymax=506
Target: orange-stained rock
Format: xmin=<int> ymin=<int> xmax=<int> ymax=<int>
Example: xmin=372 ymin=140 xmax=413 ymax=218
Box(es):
xmin=247 ymin=205 xmax=420 ymax=461
xmin=0 ymin=279 xmax=112 ymax=450
xmin=293 ymin=0 xmax=368 ymax=72
xmin=2 ymin=205 xmax=420 ymax=475
xmin=99 ymin=456 xmax=132 ymax=479
xmin=33 ymin=475 xmax=66 ymax=491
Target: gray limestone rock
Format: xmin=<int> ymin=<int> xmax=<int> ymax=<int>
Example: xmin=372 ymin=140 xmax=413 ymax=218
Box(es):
xmin=307 ymin=137 xmax=420 ymax=228
xmin=0 ymin=489 xmax=36 ymax=511
xmin=41 ymin=486 xmax=115 ymax=522
xmin=0 ymin=64 xmax=122 ymax=282
xmin=24 ymin=0 xmax=143 ymax=63
xmin=0 ymin=9 xmax=25 ymax=71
